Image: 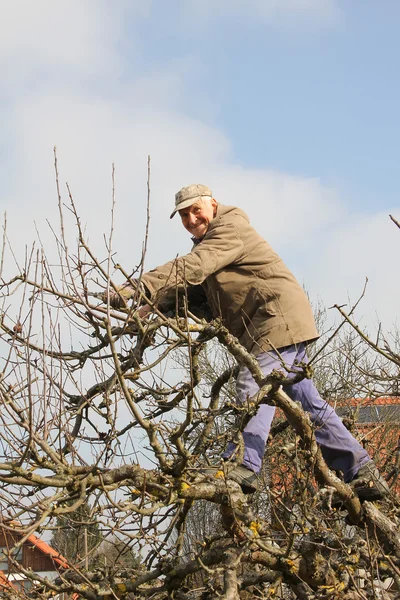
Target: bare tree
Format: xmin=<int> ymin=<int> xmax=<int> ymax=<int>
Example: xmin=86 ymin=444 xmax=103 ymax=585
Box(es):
xmin=0 ymin=167 xmax=399 ymax=599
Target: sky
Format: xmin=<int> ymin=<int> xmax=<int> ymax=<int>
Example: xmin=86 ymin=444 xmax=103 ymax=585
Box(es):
xmin=1 ymin=0 xmax=400 ymax=336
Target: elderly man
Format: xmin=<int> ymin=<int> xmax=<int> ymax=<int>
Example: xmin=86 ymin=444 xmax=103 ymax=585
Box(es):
xmin=110 ymin=184 xmax=389 ymax=499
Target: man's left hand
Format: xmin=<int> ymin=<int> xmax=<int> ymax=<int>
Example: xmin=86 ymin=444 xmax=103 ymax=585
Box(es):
xmin=137 ymin=304 xmax=152 ymax=319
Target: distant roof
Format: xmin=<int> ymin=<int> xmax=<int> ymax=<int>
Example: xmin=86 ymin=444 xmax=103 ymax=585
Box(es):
xmin=335 ymin=396 xmax=400 ymax=408
xmin=337 ymin=404 xmax=400 ymax=423
xmin=335 ymin=396 xmax=400 ymax=424
xmin=0 ymin=569 xmax=17 ymax=592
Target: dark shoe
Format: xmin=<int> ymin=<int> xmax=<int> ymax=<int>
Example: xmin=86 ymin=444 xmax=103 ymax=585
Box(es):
xmin=350 ymin=461 xmax=390 ymax=501
xmin=197 ymin=464 xmax=258 ymax=494
xmin=228 ymin=464 xmax=259 ymax=494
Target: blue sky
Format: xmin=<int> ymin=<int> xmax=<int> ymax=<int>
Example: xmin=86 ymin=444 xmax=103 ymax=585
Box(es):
xmin=1 ymin=0 xmax=399 ymax=333
xmin=134 ymin=1 xmax=400 ymax=210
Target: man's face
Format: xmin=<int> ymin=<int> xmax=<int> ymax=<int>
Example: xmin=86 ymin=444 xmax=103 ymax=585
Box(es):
xmin=179 ymin=198 xmax=217 ymax=238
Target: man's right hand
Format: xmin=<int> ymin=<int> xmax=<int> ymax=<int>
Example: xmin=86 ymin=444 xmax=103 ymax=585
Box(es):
xmin=102 ymin=284 xmax=137 ymax=310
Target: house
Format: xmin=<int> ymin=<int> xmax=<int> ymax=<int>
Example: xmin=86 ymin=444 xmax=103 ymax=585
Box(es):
xmin=0 ymin=523 xmax=68 ymax=595
xmin=335 ymin=396 xmax=400 ymax=493
xmin=271 ymin=396 xmax=400 ymax=495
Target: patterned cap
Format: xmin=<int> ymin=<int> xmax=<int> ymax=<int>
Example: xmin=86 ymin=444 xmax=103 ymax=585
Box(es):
xmin=170 ymin=184 xmax=213 ymax=219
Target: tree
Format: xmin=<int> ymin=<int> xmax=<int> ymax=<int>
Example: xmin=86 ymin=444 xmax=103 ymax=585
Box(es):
xmin=96 ymin=537 xmax=141 ymax=573
xmin=50 ymin=498 xmax=103 ymax=569
xmin=0 ymin=161 xmax=399 ymax=599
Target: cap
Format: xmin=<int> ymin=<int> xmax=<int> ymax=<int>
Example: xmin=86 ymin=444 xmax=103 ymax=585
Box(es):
xmin=170 ymin=184 xmax=213 ymax=219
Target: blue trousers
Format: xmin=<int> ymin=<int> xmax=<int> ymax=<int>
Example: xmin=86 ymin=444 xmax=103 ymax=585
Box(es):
xmin=222 ymin=343 xmax=370 ymax=483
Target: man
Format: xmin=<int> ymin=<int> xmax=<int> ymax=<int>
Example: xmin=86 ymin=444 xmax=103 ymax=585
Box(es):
xmin=110 ymin=184 xmax=389 ymax=499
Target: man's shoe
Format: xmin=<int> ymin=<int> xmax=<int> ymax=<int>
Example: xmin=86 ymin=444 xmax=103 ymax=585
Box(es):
xmin=228 ymin=465 xmax=259 ymax=494
xmin=196 ymin=464 xmax=258 ymax=494
xmin=350 ymin=461 xmax=390 ymax=501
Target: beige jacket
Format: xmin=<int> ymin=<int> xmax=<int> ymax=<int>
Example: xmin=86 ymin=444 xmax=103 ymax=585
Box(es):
xmin=141 ymin=204 xmax=319 ymax=354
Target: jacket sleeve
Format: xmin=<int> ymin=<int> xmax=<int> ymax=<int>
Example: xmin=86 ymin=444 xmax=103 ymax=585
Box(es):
xmin=186 ymin=285 xmax=213 ymax=321
xmin=141 ymin=221 xmax=244 ymax=299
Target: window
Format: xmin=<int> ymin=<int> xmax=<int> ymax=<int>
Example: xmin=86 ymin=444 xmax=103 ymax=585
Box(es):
xmin=0 ymin=547 xmax=8 ymax=571
xmin=0 ymin=545 xmax=23 ymax=571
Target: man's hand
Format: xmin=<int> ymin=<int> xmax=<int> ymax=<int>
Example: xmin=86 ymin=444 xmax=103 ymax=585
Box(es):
xmin=137 ymin=304 xmax=152 ymax=319
xmin=102 ymin=284 xmax=137 ymax=310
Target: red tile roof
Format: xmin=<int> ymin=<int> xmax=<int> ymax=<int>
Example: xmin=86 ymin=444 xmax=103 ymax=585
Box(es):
xmin=335 ymin=396 xmax=400 ymax=408
xmin=0 ymin=569 xmax=17 ymax=592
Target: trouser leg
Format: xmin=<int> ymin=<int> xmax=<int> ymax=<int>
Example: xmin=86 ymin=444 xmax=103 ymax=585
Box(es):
xmin=223 ymin=343 xmax=370 ymax=481
xmin=222 ymin=346 xmax=299 ymax=472
xmin=284 ymin=345 xmax=370 ymax=482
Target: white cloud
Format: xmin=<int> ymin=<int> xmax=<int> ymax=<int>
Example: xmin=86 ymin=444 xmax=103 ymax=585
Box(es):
xmin=4 ymin=81 xmax=342 ymax=281
xmin=0 ymin=0 xmax=147 ymax=85
xmin=303 ymin=210 xmax=400 ymax=332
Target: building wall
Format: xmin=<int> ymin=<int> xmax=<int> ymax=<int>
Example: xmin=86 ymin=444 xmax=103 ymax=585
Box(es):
xmin=23 ymin=544 xmax=60 ymax=572
xmin=0 ymin=532 xmax=58 ymax=573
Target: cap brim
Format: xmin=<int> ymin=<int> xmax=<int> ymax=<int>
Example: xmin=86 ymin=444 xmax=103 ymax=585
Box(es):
xmin=170 ymin=196 xmax=202 ymax=219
